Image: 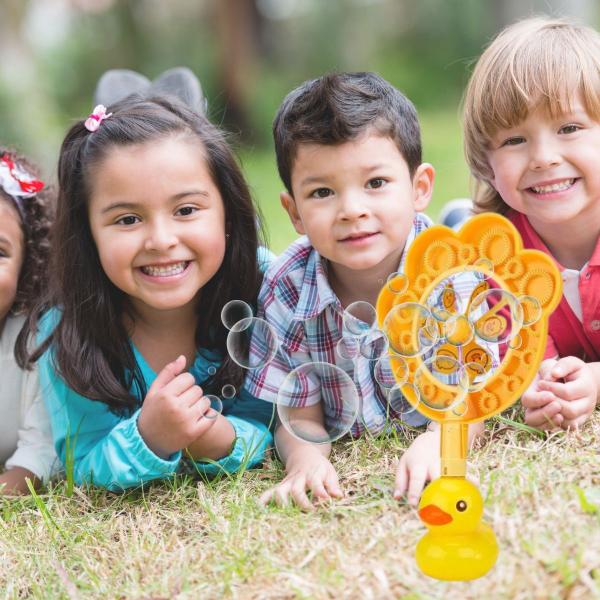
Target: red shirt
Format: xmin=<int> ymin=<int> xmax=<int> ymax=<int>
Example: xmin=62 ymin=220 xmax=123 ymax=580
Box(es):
xmin=508 ymin=210 xmax=600 ymax=361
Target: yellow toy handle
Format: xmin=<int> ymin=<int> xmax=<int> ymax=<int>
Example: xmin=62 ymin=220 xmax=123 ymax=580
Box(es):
xmin=440 ymin=422 xmax=468 ymax=478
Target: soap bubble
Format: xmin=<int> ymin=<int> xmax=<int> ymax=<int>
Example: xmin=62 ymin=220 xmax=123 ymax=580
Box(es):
xmin=468 ymin=289 xmax=523 ymax=344
xmin=204 ymin=394 xmax=223 ymax=420
xmin=413 ymin=355 xmax=469 ymax=413
xmin=359 ymin=333 xmax=389 ymax=361
xmin=518 ymin=295 xmax=542 ymax=326
xmin=444 ymin=314 xmax=474 ymax=346
xmin=474 ymin=257 xmax=494 ymax=272
xmin=227 ymin=317 xmax=279 ymax=369
xmin=507 ymin=334 xmax=522 ymax=350
xmin=451 ymin=400 xmax=469 ymax=417
xmin=388 ymin=382 xmax=420 ymax=418
xmin=382 ymin=303 xmax=439 ymax=357
xmin=463 ymin=347 xmax=497 ymax=392
xmin=374 ymin=354 xmax=408 ymax=390
xmin=336 ymin=336 xmax=359 ymax=360
xmin=208 ymin=366 xmax=217 ymax=376
xmin=221 ymin=300 xmax=253 ymax=330
xmin=386 ymin=271 xmax=409 ymax=294
xmin=221 ymin=384 xmax=236 ymax=399
xmin=276 ymin=362 xmax=359 ymax=444
xmin=343 ymin=301 xmax=377 ymax=338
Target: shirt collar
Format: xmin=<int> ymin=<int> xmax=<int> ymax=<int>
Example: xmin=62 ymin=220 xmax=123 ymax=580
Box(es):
xmin=293 ymin=247 xmax=339 ymax=321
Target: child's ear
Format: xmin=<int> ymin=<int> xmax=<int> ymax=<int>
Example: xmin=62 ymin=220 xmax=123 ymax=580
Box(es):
xmin=412 ymin=163 xmax=435 ymax=212
xmin=413 ymin=163 xmax=435 ymax=212
xmin=280 ymin=191 xmax=306 ymax=235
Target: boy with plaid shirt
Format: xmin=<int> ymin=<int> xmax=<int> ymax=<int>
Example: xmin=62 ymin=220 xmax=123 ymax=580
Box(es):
xmin=247 ymin=72 xmax=483 ymax=509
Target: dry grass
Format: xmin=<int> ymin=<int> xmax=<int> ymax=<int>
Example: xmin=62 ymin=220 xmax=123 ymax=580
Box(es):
xmin=1 ymin=410 xmax=599 ymax=600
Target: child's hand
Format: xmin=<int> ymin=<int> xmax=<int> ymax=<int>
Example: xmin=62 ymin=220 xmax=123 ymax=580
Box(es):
xmin=137 ymin=355 xmax=216 ymax=458
xmin=536 ymin=356 xmax=598 ymax=430
xmin=259 ymin=448 xmax=343 ymax=511
xmin=522 ymin=359 xmax=564 ymax=430
xmin=394 ymin=429 xmax=440 ymax=506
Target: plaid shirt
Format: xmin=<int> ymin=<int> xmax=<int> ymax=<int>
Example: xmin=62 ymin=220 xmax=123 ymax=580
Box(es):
xmin=245 ymin=213 xmax=433 ymax=437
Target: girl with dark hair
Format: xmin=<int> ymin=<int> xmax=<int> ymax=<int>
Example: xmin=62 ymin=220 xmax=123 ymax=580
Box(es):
xmin=33 ymin=96 xmax=273 ymax=491
xmin=0 ymin=148 xmax=59 ymax=494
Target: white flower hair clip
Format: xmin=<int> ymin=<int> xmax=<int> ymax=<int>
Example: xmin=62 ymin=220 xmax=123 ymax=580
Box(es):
xmin=84 ymin=104 xmax=112 ymax=132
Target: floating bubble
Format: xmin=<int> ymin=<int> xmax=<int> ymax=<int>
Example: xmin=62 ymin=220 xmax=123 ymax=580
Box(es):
xmin=463 ymin=347 xmax=497 ymax=392
xmin=444 ymin=314 xmax=474 ymax=346
xmin=386 ymin=271 xmax=409 ymax=294
xmin=227 ymin=317 xmax=279 ymax=369
xmin=507 ymin=334 xmax=522 ymax=350
xmin=221 ymin=384 xmax=236 ymax=399
xmin=413 ymin=355 xmax=469 ymax=413
xmin=382 ymin=303 xmax=439 ymax=357
xmin=359 ymin=333 xmax=389 ymax=361
xmin=374 ymin=354 xmax=410 ymax=391
xmin=276 ymin=362 xmax=359 ymax=444
xmin=336 ymin=336 xmax=359 ymax=360
xmin=468 ymin=289 xmax=523 ymax=344
xmin=221 ymin=300 xmax=253 ymax=330
xmin=388 ymin=382 xmax=420 ymax=418
xmin=518 ymin=295 xmax=542 ymax=326
xmin=207 ymin=366 xmax=217 ymax=376
xmin=452 ymin=400 xmax=469 ymax=417
xmin=343 ymin=301 xmax=377 ymax=338
xmin=204 ymin=394 xmax=223 ymax=420
xmin=474 ymin=257 xmax=494 ymax=272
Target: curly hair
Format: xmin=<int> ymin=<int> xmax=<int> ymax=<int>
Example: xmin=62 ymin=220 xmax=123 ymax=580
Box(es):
xmin=0 ymin=146 xmax=55 ymax=366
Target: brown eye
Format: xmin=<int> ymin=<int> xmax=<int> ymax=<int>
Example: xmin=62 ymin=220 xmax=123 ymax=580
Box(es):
xmin=456 ymin=500 xmax=467 ymax=512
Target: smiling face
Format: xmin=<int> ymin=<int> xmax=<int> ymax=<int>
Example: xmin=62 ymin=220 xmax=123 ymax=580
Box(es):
xmin=486 ymin=93 xmax=600 ymax=232
xmin=282 ymin=130 xmax=433 ymax=284
xmin=88 ymin=135 xmax=226 ymax=317
xmin=0 ymin=199 xmax=24 ymax=328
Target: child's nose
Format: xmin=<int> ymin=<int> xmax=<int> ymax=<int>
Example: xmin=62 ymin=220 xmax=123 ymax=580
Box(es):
xmin=338 ymin=192 xmax=369 ymax=221
xmin=144 ymin=221 xmax=178 ymax=252
xmin=529 ymin=141 xmax=562 ymax=171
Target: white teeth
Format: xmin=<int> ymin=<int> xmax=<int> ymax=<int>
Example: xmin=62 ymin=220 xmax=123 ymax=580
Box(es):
xmin=531 ymin=179 xmax=575 ymax=194
xmin=141 ymin=261 xmax=187 ymax=277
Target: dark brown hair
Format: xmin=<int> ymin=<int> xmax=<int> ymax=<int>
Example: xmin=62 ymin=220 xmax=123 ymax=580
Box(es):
xmin=0 ymin=147 xmax=55 ymax=367
xmin=273 ymin=71 xmax=422 ymax=193
xmin=31 ymin=95 xmax=264 ymax=415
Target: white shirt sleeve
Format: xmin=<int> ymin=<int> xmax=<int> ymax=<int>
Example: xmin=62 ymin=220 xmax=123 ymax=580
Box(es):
xmin=4 ymin=362 xmax=61 ymax=482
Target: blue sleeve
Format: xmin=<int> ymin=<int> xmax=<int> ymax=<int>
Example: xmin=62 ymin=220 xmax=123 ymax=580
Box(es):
xmin=190 ymin=388 xmax=274 ymax=477
xmin=37 ymin=312 xmax=181 ymax=492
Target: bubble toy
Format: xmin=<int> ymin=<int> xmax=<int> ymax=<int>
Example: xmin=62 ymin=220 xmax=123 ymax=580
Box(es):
xmin=376 ymin=213 xmax=562 ymax=580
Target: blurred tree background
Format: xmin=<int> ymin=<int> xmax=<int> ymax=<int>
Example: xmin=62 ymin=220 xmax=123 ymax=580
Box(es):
xmin=0 ymin=0 xmax=596 ymax=251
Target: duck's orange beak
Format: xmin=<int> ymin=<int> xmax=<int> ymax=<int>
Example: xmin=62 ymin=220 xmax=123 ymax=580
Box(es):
xmin=419 ymin=504 xmax=453 ymax=526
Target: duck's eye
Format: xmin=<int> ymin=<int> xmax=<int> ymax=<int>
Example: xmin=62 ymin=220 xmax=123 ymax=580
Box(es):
xmin=456 ymin=500 xmax=467 ymax=512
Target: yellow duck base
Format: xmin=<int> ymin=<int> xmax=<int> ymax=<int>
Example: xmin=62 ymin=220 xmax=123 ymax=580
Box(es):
xmin=416 ymin=523 xmax=499 ymax=581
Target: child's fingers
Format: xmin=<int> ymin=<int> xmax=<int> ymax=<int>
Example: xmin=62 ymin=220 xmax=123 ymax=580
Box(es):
xmin=561 ymin=412 xmax=591 ymax=431
xmin=539 ymin=358 xmax=558 ymax=381
xmin=406 ymin=464 xmax=428 ymax=507
xmin=524 ymin=404 xmax=562 ymax=429
xmin=307 ymin=477 xmax=330 ymax=501
xmin=558 ymin=397 xmax=594 ymax=421
xmin=290 ymin=477 xmax=314 ymax=511
xmin=552 ymin=356 xmax=584 ymax=380
xmin=162 ymin=372 xmax=197 ymax=397
xmin=178 ymin=384 xmax=204 ymax=407
xmin=538 ymin=379 xmax=587 ymax=402
xmin=521 ymin=389 xmax=557 ymax=409
xmin=147 ymin=355 xmax=186 ymax=395
xmin=393 ymin=459 xmax=408 ymax=499
xmin=323 ymin=468 xmax=343 ymax=498
xmin=259 ymin=486 xmax=278 ymax=507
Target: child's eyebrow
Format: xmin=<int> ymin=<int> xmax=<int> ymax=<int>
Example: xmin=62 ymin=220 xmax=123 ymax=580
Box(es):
xmin=101 ymin=190 xmax=210 ymax=214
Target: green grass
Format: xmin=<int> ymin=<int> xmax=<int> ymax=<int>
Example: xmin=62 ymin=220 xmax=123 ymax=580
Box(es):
xmin=241 ymin=108 xmax=470 ymax=254
xmin=1 ymin=410 xmax=599 ymax=598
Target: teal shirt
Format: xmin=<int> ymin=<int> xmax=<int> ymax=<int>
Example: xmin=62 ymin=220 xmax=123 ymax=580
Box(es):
xmin=38 ymin=309 xmax=274 ymax=492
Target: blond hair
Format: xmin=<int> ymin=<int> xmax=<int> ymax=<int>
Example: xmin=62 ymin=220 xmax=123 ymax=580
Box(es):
xmin=463 ymin=16 xmax=600 ymax=213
